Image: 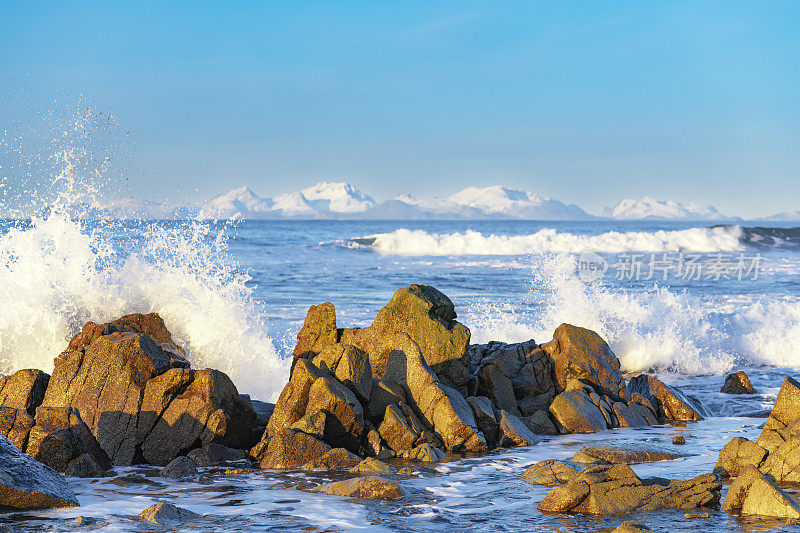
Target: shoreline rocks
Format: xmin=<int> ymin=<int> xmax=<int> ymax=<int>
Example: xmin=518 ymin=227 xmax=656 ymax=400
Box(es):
xmin=721 ymin=371 xmax=756 ymax=395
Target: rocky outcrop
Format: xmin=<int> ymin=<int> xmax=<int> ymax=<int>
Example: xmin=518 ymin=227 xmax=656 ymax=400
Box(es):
xmin=715 ymin=376 xmax=800 ymax=483
xmin=496 ymin=410 xmax=539 ymax=447
xmin=722 ymin=465 xmax=800 ymax=519
xmin=542 ymin=324 xmax=627 ymax=402
xmin=41 ymin=314 xmax=259 ymax=466
xmin=0 ymin=405 xmax=35 ymax=449
xmin=292 ymin=302 xmax=338 ymax=365
xmin=0 ymin=435 xmax=78 ymax=510
xmin=720 ymin=371 xmax=755 ymax=394
xmin=537 ymin=464 xmax=720 ymax=514
xmin=628 ymin=374 xmax=707 ymax=421
xmin=398 ymin=443 xmax=446 ymax=462
xmin=318 ymin=476 xmax=404 ymax=500
xmin=0 ymin=369 xmax=50 ymax=416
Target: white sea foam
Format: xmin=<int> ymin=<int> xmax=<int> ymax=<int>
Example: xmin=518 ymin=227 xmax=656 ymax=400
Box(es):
xmin=354 ymin=226 xmax=746 ymax=256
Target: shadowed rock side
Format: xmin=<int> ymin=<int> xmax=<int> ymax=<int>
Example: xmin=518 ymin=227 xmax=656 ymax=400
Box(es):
xmin=38 ymin=313 xmax=260 ymax=466
xmin=254 ymin=285 xmax=709 ymax=471
xmin=721 ymin=370 xmax=756 ymax=394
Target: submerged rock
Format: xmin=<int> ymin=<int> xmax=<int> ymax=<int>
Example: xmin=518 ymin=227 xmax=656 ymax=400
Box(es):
xmin=720 ymin=371 xmax=756 ymax=394
xmin=722 ymin=465 xmax=800 ymax=519
xmin=187 ymin=443 xmax=248 ymax=466
xmin=537 ymin=464 xmax=720 ymax=514
xmin=577 ymin=445 xmax=686 ymax=464
xmin=522 ymin=460 xmax=579 ymax=486
xmin=318 ymin=476 xmax=404 ymax=500
xmin=0 ymin=435 xmax=78 ymax=510
xmin=613 ymin=523 xmax=654 ymax=533
xmin=138 ymin=502 xmax=199 ymax=524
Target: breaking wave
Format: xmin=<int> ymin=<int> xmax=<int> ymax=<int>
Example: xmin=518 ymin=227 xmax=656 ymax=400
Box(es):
xmin=347 ymin=226 xmax=748 ymax=255
xmin=462 ymin=254 xmax=800 ymax=375
xmin=0 ymin=94 xmax=288 ymax=400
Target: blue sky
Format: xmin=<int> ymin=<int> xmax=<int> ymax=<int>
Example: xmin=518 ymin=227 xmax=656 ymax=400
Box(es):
xmin=1 ymin=1 xmax=799 ymax=217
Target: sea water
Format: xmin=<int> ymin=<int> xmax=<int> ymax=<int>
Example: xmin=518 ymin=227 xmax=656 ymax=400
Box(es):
xmin=2 ymin=101 xmax=800 ymax=531
xmin=2 ymin=214 xmax=800 ymax=532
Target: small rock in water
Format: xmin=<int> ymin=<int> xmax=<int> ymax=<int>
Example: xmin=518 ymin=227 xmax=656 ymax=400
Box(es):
xmin=161 ymin=456 xmax=198 ymax=479
xmin=138 ymin=502 xmax=200 ymax=524
xmin=613 ymin=522 xmax=654 ymax=533
xmin=673 ymin=436 xmax=686 ymax=445
xmin=397 ymin=467 xmax=414 ymax=475
xmin=65 ymin=453 xmax=105 ymax=478
xmin=317 ymin=476 xmax=404 ymax=500
xmin=399 ymin=443 xmax=446 ymax=463
xmin=684 ymin=512 xmax=709 ymax=519
xmin=720 ymin=371 xmax=756 ymax=394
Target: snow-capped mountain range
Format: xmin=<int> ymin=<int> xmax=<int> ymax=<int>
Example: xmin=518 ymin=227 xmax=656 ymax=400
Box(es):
xmin=75 ymin=181 xmax=794 ymax=221
xmin=200 ymin=183 xmax=595 ymax=220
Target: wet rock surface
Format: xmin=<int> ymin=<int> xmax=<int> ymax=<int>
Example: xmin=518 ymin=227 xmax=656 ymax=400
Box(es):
xmin=0 ymin=435 xmax=78 ymax=510
xmin=720 ymin=371 xmax=756 ymax=394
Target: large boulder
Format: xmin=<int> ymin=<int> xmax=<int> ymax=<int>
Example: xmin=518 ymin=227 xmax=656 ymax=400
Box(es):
xmin=541 ymin=324 xmax=627 ymax=402
xmin=714 ymin=437 xmax=768 ymax=478
xmin=469 ymin=340 xmax=557 ymax=417
xmin=352 ymin=285 xmax=471 ymax=388
xmin=496 ymin=410 xmax=540 ymax=447
xmin=538 ymin=464 xmax=720 ymax=514
xmin=0 ymin=369 xmax=50 ymax=415
xmin=466 ymin=396 xmax=501 ymax=446
xmin=0 ymin=435 xmax=78 ymax=510
xmin=549 ymin=389 xmax=608 ymax=433
xmin=380 ymin=333 xmax=485 ymax=453
xmin=760 ymin=424 xmax=800 ymax=483
xmin=628 ymin=374 xmax=707 ymax=421
xmin=722 ymin=465 xmax=800 ymax=519
xmin=721 ymin=371 xmax=755 ymax=394
xmin=41 ymin=315 xmax=259 ymax=466
xmin=255 ymin=428 xmax=331 ymax=469
xmin=304 ymin=376 xmax=366 ymax=453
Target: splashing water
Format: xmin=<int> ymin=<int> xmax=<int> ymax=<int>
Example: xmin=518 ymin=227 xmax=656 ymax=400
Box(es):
xmin=0 ymin=92 xmax=288 ymax=400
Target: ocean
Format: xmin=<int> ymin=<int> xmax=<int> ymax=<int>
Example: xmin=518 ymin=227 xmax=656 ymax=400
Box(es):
xmin=2 ymin=213 xmax=800 ymax=531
